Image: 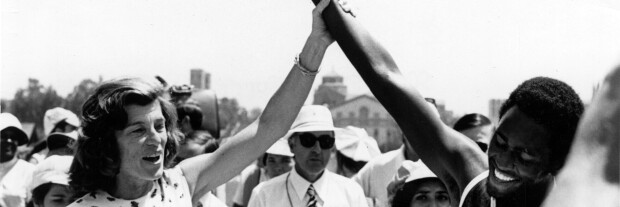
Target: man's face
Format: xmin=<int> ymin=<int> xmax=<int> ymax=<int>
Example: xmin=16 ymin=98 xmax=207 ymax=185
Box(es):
xmin=487 ymin=106 xmax=553 ymax=198
xmin=290 ymin=131 xmax=334 ymax=179
xmin=0 ymin=129 xmax=20 ymax=163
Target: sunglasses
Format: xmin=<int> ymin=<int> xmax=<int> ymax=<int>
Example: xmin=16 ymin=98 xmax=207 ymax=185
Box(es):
xmin=297 ymin=132 xmax=335 ymax=149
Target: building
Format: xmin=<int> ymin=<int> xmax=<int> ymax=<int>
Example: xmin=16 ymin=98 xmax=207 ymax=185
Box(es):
xmin=435 ymin=100 xmax=458 ymax=127
xmin=190 ymin=68 xmax=211 ymax=90
xmin=313 ymin=70 xmax=347 ymax=108
xmin=488 ymin=99 xmax=505 ymax=125
xmin=329 ymin=94 xmax=402 ymax=152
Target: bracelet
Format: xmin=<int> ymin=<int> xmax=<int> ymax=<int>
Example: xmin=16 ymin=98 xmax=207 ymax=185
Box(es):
xmin=294 ymin=53 xmax=319 ymax=77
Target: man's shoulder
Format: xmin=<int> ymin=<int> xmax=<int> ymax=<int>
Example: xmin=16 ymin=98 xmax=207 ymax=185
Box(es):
xmin=253 ymin=172 xmax=288 ymax=194
xmin=325 ymin=171 xmax=363 ymax=190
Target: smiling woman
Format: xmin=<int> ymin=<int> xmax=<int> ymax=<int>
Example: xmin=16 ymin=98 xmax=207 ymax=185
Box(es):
xmin=67 ymin=0 xmax=337 ymax=206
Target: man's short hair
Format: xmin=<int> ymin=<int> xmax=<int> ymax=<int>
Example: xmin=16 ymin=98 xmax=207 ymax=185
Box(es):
xmin=499 ymin=77 xmax=584 ymax=174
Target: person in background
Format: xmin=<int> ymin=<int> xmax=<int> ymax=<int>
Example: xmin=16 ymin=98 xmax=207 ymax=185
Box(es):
xmin=353 ymin=101 xmax=439 ymax=207
xmin=176 ymin=130 xmax=219 ymax=163
xmin=28 ymin=155 xmax=75 ymax=207
xmin=1 ymin=113 xmax=35 ymax=207
xmin=28 ymin=108 xmax=80 ymax=165
xmin=248 ymin=105 xmax=368 ymax=207
xmin=452 ymin=113 xmax=494 ymax=152
xmin=233 ymin=138 xmax=294 ymax=207
xmin=542 ymin=66 xmax=620 ymax=207
xmin=67 ymin=0 xmax=338 ymax=205
xmin=176 ymin=103 xmax=203 ymax=136
xmin=333 ymin=126 xmax=381 ymax=178
xmin=388 ymin=162 xmax=450 ymax=207
xmin=45 ymin=131 xmax=78 ymax=158
xmin=174 ymin=104 xmax=225 ymax=206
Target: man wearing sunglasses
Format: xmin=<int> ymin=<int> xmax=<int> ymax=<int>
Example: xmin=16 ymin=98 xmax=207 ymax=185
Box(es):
xmin=248 ymin=105 xmax=368 ymax=207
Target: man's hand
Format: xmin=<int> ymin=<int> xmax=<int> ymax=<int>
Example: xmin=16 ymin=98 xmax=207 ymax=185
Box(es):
xmin=310 ymin=0 xmax=356 ymax=46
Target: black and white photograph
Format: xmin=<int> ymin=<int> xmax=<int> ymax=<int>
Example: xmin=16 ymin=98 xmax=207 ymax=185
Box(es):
xmin=1 ymin=0 xmax=619 ymax=206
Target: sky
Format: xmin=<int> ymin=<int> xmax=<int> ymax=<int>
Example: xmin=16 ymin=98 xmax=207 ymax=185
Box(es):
xmin=2 ymin=0 xmax=620 ymax=116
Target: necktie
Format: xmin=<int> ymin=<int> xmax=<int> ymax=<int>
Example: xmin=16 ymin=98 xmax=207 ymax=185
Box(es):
xmin=307 ymin=184 xmax=318 ymax=207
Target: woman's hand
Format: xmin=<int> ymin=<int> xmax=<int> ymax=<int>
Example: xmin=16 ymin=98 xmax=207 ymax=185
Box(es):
xmin=309 ymin=0 xmax=356 ymax=46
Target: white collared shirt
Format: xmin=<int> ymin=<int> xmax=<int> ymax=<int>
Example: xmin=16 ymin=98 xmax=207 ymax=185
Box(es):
xmin=352 ymin=146 xmax=406 ymax=207
xmin=248 ymin=168 xmax=368 ymax=207
xmin=0 ymin=158 xmax=35 ymax=207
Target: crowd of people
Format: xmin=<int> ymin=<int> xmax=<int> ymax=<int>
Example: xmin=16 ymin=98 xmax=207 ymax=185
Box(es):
xmin=1 ymin=0 xmax=618 ymax=206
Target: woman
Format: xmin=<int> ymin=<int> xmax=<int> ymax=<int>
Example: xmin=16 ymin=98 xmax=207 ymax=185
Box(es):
xmin=29 ymin=155 xmax=76 ymax=207
xmin=452 ymin=113 xmax=494 ymax=152
xmin=68 ymin=0 xmax=348 ymax=206
xmin=389 ymin=162 xmax=450 ymax=207
xmin=232 ymin=138 xmax=294 ymax=207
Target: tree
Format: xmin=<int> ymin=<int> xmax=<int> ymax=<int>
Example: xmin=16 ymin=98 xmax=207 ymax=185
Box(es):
xmin=218 ymin=97 xmax=261 ymax=138
xmin=11 ymin=78 xmax=64 ymax=128
xmin=1 ymin=99 xmax=9 ymax=113
xmin=64 ymin=78 xmax=100 ymax=115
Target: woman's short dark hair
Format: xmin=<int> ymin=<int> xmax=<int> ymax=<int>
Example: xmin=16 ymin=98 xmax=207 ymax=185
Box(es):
xmin=499 ymin=77 xmax=584 ymax=174
xmin=69 ymin=78 xmax=181 ymax=194
xmin=176 ymin=103 xmax=204 ymax=131
xmin=185 ymin=130 xmax=218 ymax=154
xmin=453 ymin=113 xmax=492 ymax=132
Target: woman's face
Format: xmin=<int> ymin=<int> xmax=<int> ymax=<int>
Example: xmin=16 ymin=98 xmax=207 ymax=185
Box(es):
xmin=36 ymin=184 xmax=75 ymax=207
xmin=409 ymin=179 xmax=450 ymax=207
xmin=114 ymin=101 xmax=168 ymax=182
xmin=264 ymin=153 xmax=294 ymax=178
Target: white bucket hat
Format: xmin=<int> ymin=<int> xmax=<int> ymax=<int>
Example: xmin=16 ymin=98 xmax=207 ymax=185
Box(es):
xmin=0 ymin=113 xmax=29 ymax=145
xmin=397 ymin=161 xmax=438 ymax=183
xmin=288 ymin=105 xmax=335 ymax=134
xmin=266 ymin=138 xmax=294 ymax=157
xmin=335 ymin=126 xmax=381 ymax=162
xmin=29 ymin=155 xmax=73 ymax=191
xmin=43 ymin=107 xmax=80 ymax=137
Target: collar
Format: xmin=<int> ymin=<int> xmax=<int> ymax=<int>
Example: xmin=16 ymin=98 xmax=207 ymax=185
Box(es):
xmin=289 ymin=167 xmax=328 ymax=201
xmin=397 ymin=145 xmax=407 ymax=162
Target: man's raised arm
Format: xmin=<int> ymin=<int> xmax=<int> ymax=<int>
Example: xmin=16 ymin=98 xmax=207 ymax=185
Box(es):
xmin=311 ymin=0 xmax=488 ymax=197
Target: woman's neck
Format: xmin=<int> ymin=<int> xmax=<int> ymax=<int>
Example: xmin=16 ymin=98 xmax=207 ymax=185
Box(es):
xmin=110 ymin=174 xmax=154 ymax=200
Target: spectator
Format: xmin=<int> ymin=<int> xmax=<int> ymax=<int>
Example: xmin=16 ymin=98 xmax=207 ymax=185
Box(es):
xmin=388 ymin=162 xmax=450 ymax=207
xmin=542 ymin=66 xmax=620 ymax=207
xmin=233 ymin=138 xmax=294 ymax=207
xmin=176 ymin=130 xmax=219 ymax=162
xmin=334 ymin=126 xmax=381 ymax=178
xmin=45 ymin=131 xmax=78 ymax=158
xmin=1 ymin=113 xmax=36 ymax=207
xmin=29 ymin=155 xmax=75 ymax=207
xmin=248 ymin=105 xmax=368 ymax=207
xmin=176 ymin=103 xmax=203 ymax=135
xmin=453 ymin=113 xmax=494 ymax=152
xmin=28 ymin=108 xmax=80 ymax=165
